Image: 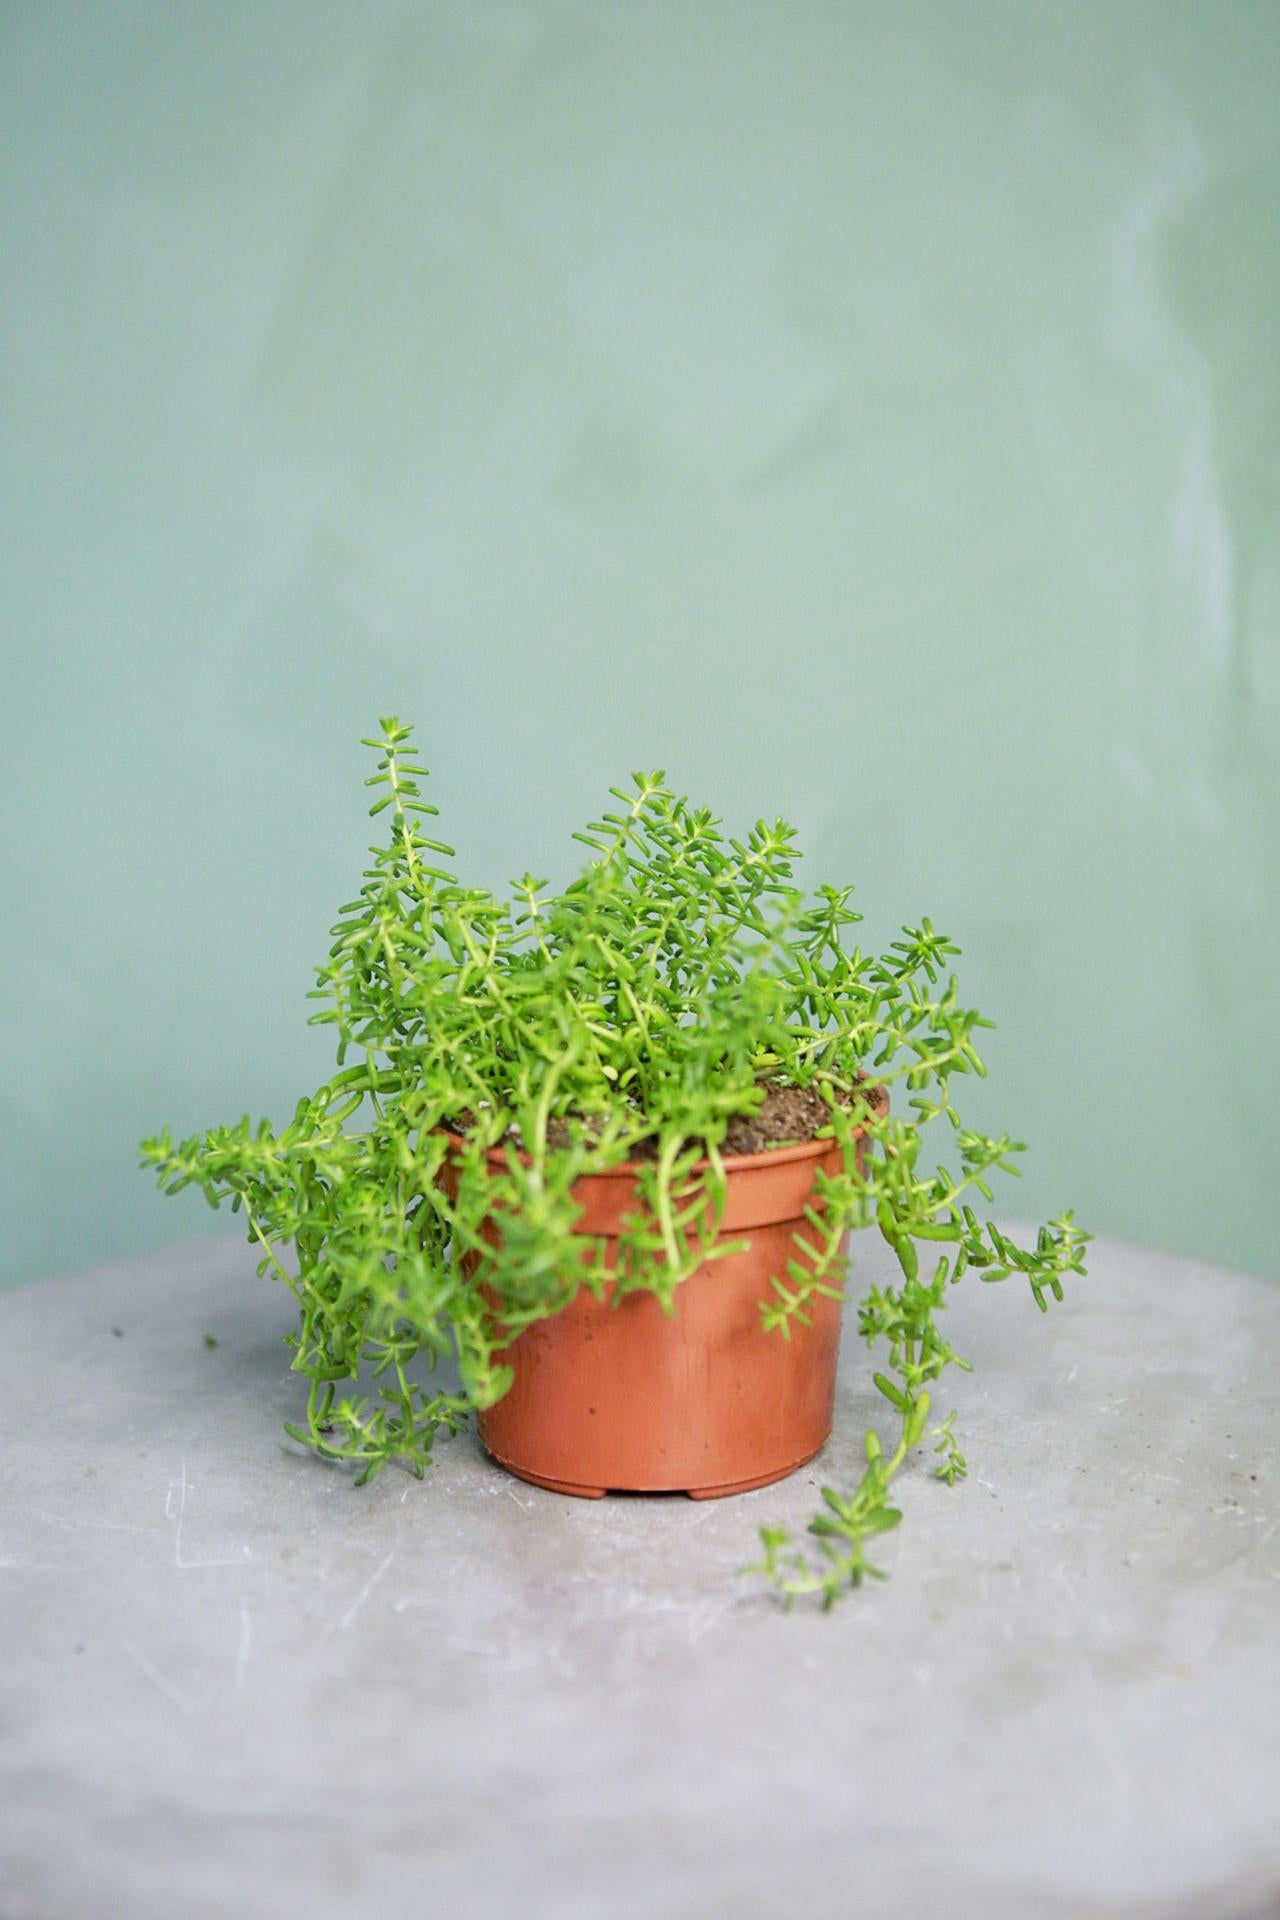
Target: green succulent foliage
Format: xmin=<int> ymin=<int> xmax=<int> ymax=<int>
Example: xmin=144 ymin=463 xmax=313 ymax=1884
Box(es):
xmin=141 ymin=717 xmax=1089 ymax=1602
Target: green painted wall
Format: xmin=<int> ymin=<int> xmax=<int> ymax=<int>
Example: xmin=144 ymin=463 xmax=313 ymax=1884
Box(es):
xmin=2 ymin=1 xmax=1277 ymax=1289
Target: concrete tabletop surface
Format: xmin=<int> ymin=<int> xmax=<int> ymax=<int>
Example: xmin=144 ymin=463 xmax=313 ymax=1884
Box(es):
xmin=1 ymin=1229 xmax=1277 ymax=1920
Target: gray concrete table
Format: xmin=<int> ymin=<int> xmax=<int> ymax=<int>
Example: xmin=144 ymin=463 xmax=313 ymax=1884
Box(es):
xmin=1 ymin=1230 xmax=1277 ymax=1920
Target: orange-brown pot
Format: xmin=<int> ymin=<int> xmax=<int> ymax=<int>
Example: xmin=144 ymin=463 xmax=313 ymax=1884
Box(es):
xmin=448 ymin=1105 xmax=881 ymax=1501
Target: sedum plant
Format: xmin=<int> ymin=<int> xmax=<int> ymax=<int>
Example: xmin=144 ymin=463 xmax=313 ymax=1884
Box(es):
xmin=142 ymin=718 xmax=1088 ymax=1607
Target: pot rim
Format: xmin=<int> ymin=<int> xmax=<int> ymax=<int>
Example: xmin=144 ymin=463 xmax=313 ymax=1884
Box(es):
xmin=439 ymin=1083 xmax=887 ymax=1181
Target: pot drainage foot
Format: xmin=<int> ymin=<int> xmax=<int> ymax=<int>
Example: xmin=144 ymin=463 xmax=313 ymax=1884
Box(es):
xmin=686 ymin=1462 xmax=811 ymax=1500
xmin=500 ymin=1466 xmax=608 ymax=1499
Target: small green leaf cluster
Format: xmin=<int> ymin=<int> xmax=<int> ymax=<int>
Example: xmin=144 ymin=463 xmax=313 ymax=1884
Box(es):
xmin=141 ymin=718 xmax=1088 ymax=1592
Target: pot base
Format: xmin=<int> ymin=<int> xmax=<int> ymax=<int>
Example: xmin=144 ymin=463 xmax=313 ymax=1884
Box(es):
xmin=501 ymin=1465 xmax=607 ymax=1500
xmin=488 ymin=1443 xmax=823 ymax=1502
xmin=684 ymin=1456 xmax=818 ymax=1499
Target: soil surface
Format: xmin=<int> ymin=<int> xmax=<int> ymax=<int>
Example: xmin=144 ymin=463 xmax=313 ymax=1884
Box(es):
xmin=453 ymin=1077 xmax=879 ymax=1160
xmin=716 ymin=1079 xmax=870 ymax=1156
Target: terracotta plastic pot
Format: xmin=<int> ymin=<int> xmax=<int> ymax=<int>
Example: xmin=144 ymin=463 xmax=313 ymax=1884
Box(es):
xmin=445 ymin=1095 xmax=884 ymax=1500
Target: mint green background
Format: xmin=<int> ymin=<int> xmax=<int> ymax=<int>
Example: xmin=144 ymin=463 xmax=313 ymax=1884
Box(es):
xmin=2 ymin=3 xmax=1277 ymax=1289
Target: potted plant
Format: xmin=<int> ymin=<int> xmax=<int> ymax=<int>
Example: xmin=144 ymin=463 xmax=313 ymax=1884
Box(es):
xmin=143 ymin=718 xmax=1087 ymax=1606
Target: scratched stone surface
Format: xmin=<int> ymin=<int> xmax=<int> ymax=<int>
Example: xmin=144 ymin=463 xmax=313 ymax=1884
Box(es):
xmin=1 ymin=1231 xmax=1277 ymax=1920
